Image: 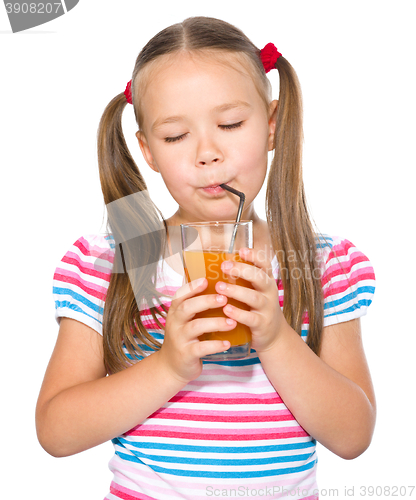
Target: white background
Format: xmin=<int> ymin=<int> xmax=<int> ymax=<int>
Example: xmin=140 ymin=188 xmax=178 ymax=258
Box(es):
xmin=1 ymin=1 xmax=415 ymax=499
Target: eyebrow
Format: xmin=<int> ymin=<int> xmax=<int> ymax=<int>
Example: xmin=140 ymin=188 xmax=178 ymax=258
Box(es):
xmin=151 ymin=100 xmax=252 ymax=131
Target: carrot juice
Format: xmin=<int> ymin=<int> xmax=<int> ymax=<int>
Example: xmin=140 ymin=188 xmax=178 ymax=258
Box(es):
xmin=183 ymin=250 xmax=254 ymax=346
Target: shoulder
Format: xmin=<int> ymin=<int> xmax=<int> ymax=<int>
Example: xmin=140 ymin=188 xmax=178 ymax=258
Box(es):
xmin=315 ymin=234 xmax=376 ymax=327
xmin=57 ymin=233 xmax=114 ymax=273
xmin=315 ymin=234 xmax=375 ymax=282
xmin=52 ymin=234 xmax=116 ymax=335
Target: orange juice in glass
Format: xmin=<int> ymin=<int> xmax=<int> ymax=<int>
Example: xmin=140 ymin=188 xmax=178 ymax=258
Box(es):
xmin=180 ymin=221 xmax=253 ymax=361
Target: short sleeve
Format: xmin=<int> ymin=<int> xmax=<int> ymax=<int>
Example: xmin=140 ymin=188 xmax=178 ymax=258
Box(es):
xmin=52 ymin=234 xmax=115 ymax=335
xmin=320 ymin=236 xmax=376 ymax=327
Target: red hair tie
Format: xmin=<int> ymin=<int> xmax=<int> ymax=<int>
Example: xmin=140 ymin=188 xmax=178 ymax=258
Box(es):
xmin=260 ymin=43 xmax=282 ymax=73
xmin=124 ymin=80 xmax=133 ymax=104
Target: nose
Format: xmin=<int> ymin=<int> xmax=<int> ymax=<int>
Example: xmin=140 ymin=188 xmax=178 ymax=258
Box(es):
xmin=195 ymin=135 xmax=224 ymax=167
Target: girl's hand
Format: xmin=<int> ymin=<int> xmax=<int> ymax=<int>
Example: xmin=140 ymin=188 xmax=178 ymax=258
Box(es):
xmin=159 ymin=278 xmax=234 ymax=383
xmin=215 ymin=248 xmax=286 ymax=353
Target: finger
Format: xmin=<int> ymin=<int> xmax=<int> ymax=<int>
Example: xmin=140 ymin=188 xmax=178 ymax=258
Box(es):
xmin=222 ymin=302 xmax=261 ymax=331
xmin=192 ymin=339 xmax=231 ymax=360
xmin=171 ymin=277 xmax=207 ymax=306
xmin=175 ymin=292 xmax=229 ymax=323
xmin=239 ymin=248 xmax=275 ymax=280
xmin=215 ymin=281 xmax=265 ymax=311
xmin=220 ymin=259 xmax=273 ymax=292
xmin=185 ymin=316 xmax=237 ymax=339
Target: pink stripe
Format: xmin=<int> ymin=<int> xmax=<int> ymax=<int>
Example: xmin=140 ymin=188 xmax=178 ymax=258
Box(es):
xmin=149 ymin=407 xmax=294 ymax=422
xmin=142 ymin=320 xmax=166 ymax=330
xmin=323 ymin=259 xmax=374 ymax=285
xmin=62 ymin=252 xmax=111 ymax=281
xmin=323 ymin=267 xmax=375 ymax=299
xmin=130 ymin=429 xmax=308 ymax=440
xmin=323 ymin=247 xmax=372 ymax=284
xmin=112 ymin=472 xmax=190 ymax=499
xmin=76 ymin=237 xmax=114 ymax=260
xmin=170 ymin=391 xmax=283 ymax=405
xmin=323 ymin=260 xmax=363 ymax=283
xmin=158 ymin=287 xmax=177 ymax=295
xmin=189 ymin=379 xmax=274 ymax=389
xmin=126 ymin=424 xmax=308 ymax=440
xmin=111 ymin=465 xmax=211 ymax=494
xmin=54 ymin=268 xmax=108 ymax=294
xmin=54 ymin=271 xmax=107 ymax=301
xmin=327 ymin=239 xmax=355 ymax=259
xmin=140 ymin=304 xmax=170 ymax=315
xmin=326 ymin=265 xmax=374 ymax=284
xmin=110 ymin=482 xmax=155 ymax=499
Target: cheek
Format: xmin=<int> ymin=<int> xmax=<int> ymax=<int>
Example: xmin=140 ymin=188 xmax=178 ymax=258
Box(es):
xmin=233 ymin=129 xmax=269 ymax=170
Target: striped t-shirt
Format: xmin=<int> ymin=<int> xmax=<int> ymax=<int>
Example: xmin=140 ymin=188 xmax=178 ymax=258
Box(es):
xmin=53 ymin=233 xmax=375 ymax=500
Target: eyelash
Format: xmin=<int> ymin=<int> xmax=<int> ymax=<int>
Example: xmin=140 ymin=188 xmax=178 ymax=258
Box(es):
xmin=164 ymin=121 xmax=244 ymax=143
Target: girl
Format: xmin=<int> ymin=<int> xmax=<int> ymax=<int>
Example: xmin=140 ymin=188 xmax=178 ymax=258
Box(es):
xmin=36 ymin=17 xmax=376 ymax=500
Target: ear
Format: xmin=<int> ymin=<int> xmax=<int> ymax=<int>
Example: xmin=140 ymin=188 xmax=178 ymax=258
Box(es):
xmin=136 ymin=131 xmax=159 ymax=173
xmin=267 ymin=100 xmax=278 ymax=151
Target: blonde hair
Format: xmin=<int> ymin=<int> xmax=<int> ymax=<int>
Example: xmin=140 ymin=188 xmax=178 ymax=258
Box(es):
xmin=97 ymin=16 xmax=323 ymax=374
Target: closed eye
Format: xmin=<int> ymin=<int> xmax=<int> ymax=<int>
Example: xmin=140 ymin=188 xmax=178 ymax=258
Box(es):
xmin=164 ymin=133 xmax=187 ymax=143
xmin=164 ymin=121 xmax=243 ymax=143
xmin=219 ymin=121 xmax=244 ymax=131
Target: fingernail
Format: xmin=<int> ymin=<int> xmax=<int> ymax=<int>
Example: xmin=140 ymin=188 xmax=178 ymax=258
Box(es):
xmin=195 ymin=278 xmax=206 ymax=286
xmin=222 ymin=261 xmax=233 ymax=270
xmin=216 ymin=294 xmax=225 ymax=303
xmin=217 ymin=282 xmax=226 ymax=291
xmin=226 ymin=318 xmax=235 ymax=325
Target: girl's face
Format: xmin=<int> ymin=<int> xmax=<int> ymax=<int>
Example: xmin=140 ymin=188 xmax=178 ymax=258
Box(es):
xmin=137 ymin=51 xmax=277 ymax=226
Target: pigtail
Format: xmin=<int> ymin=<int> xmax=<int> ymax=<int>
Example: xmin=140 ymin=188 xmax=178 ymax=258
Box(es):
xmin=97 ymin=93 xmax=146 ymax=203
xmin=97 ymin=93 xmax=168 ymax=374
xmin=266 ymin=57 xmax=324 ymax=355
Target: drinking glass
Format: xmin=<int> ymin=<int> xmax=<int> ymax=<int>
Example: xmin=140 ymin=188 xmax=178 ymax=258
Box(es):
xmin=180 ymin=220 xmax=253 ymax=361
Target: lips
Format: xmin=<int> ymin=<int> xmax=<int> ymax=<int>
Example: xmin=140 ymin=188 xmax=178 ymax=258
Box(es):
xmin=201 ymin=184 xmax=227 ymax=195
xmin=203 ymin=182 xmax=228 ymax=189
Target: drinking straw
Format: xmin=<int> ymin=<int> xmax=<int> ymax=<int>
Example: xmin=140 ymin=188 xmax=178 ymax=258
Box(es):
xmin=220 ymin=184 xmax=245 ymax=253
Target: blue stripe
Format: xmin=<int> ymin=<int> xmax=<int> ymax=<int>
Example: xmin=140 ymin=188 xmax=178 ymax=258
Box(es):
xmin=53 ymin=286 xmax=104 ymax=316
xmin=315 ymin=234 xmax=333 ymax=249
xmin=324 ymin=286 xmax=375 ymax=310
xmin=203 ymin=355 xmax=260 ymax=366
xmin=105 ymin=234 xmax=115 ymax=249
xmin=114 ymin=439 xmax=314 ymax=466
xmin=324 ymin=299 xmax=373 ymax=319
xmin=112 ymin=438 xmax=315 ymax=454
xmin=54 ymin=300 xmax=102 ymax=325
xmin=114 ymin=450 xmax=316 ymax=478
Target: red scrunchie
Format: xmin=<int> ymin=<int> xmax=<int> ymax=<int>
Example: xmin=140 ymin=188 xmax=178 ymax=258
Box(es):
xmin=124 ymin=79 xmax=133 ymax=104
xmin=260 ymin=43 xmax=282 ymax=73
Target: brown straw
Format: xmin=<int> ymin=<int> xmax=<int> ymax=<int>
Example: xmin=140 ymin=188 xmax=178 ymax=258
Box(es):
xmin=220 ymin=184 xmax=245 ymax=253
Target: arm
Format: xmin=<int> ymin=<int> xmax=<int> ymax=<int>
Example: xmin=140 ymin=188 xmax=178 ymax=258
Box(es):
xmin=257 ymin=317 xmax=376 ymax=459
xmin=218 ymin=247 xmax=376 ymax=460
xmin=35 ymin=318 xmax=186 ymax=458
xmin=36 ymin=278 xmax=234 ymax=458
